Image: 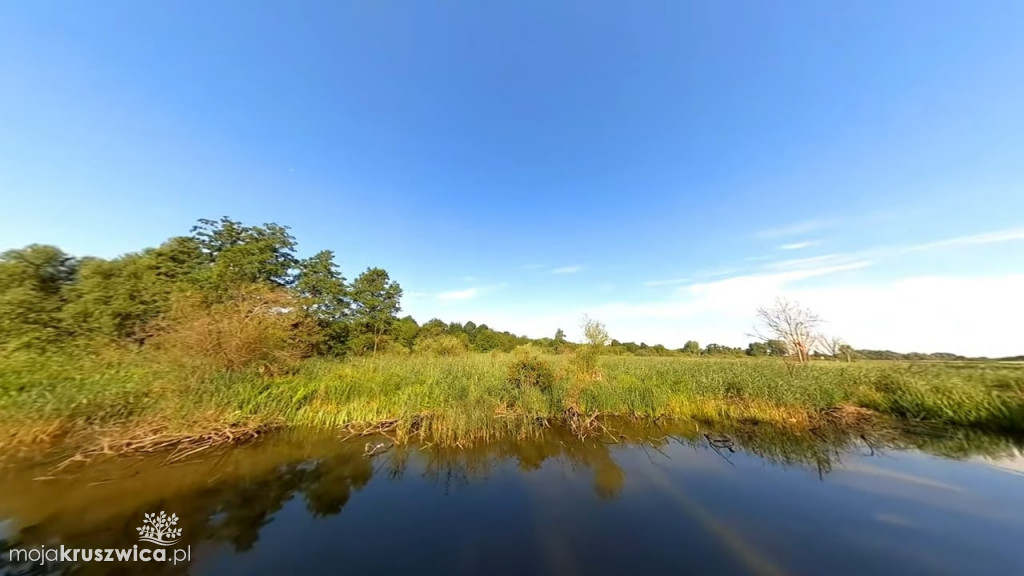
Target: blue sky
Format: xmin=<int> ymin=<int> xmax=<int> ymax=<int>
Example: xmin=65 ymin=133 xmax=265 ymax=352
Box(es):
xmin=1 ymin=2 xmax=1022 ymax=355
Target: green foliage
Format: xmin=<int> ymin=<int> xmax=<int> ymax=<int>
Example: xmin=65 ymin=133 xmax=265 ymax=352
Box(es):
xmin=0 ymin=245 xmax=78 ymax=351
xmin=746 ymin=341 xmax=770 ymax=357
xmin=414 ymin=334 xmax=469 ymax=356
xmin=62 ymin=253 xmax=166 ymax=343
xmin=348 ymin=268 xmax=403 ymax=355
xmin=0 ymin=217 xmax=411 ymax=362
xmin=394 ymin=315 xmax=421 ymax=350
xmin=569 ymin=345 xmax=600 ymax=378
xmin=767 ymin=339 xmax=789 ymax=357
xmin=581 ymin=315 xmax=609 ymax=347
xmin=294 ymin=250 xmax=350 ymax=354
xmin=190 ymin=217 xmax=299 ymax=292
xmin=6 ymin=354 xmax=1023 ymax=453
xmin=704 ymin=343 xmax=744 ymax=356
xmin=505 ymin=348 xmax=555 ymax=393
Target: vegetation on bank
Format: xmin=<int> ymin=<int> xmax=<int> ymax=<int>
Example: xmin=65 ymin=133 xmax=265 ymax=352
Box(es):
xmin=2 ymin=350 xmax=1022 ymax=456
xmin=1 ymin=216 xmax=1022 ymax=455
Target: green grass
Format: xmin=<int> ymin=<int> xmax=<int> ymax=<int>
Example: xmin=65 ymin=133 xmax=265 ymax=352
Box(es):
xmin=2 ymin=351 xmax=1023 ymax=453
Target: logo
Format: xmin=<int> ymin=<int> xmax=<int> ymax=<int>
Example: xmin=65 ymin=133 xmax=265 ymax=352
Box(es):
xmin=136 ymin=511 xmax=182 ymax=546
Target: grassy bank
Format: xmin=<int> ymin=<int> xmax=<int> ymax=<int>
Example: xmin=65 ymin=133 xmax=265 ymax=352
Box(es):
xmin=2 ymin=351 xmax=1023 ymax=455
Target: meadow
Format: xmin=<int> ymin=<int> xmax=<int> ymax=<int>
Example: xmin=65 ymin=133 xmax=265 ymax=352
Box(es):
xmin=2 ymin=349 xmax=1022 ymax=457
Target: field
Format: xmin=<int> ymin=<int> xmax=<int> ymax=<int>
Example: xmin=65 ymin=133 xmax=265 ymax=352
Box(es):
xmin=2 ymin=350 xmax=1022 ymax=457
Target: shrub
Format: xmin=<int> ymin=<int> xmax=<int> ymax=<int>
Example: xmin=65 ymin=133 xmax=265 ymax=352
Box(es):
xmin=568 ymin=346 xmax=601 ymax=380
xmin=506 ymin=349 xmax=555 ymax=392
xmin=414 ymin=334 xmax=468 ymax=357
xmin=147 ymin=286 xmax=316 ymax=376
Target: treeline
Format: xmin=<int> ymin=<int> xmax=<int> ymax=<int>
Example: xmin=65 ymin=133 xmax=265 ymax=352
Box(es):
xmin=851 ymin=350 xmax=974 ymax=362
xmin=0 ymin=217 xmax=993 ymax=367
xmin=0 ymin=217 xmax=404 ymax=366
xmin=0 ymin=216 xmax=792 ymax=365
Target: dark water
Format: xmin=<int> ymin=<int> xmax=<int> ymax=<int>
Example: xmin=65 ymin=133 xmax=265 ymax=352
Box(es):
xmin=2 ymin=423 xmax=1024 ymax=575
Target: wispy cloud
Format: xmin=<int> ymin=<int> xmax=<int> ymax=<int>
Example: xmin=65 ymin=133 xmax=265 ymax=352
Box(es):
xmin=552 ymin=265 xmax=585 ymax=274
xmin=644 ymin=278 xmax=691 ymax=287
xmin=437 ymin=288 xmax=478 ymax=301
xmin=694 ymin=266 xmax=743 ymax=279
xmin=756 ymin=220 xmax=828 ymax=239
xmin=765 ymin=253 xmax=849 ymax=271
xmin=902 ymin=228 xmax=1024 ymax=253
xmin=436 ymin=283 xmax=508 ymax=302
xmin=779 ymin=241 xmax=817 ymax=250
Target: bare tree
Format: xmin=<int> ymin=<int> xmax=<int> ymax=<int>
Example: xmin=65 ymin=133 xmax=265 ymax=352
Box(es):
xmin=819 ymin=334 xmax=851 ymax=360
xmin=751 ymin=297 xmax=822 ymax=364
xmin=580 ymin=315 xmax=609 ymax=347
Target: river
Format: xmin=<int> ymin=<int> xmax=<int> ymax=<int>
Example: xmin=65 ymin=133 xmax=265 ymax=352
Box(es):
xmin=2 ymin=422 xmax=1023 ymax=575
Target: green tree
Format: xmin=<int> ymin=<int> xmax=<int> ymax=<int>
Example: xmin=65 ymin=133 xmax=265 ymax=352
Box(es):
xmin=581 ymin=315 xmax=609 ymax=348
xmin=682 ymin=340 xmax=701 ymax=355
xmin=417 ymin=318 xmax=448 ymax=340
xmin=766 ymin=339 xmax=789 ymax=357
xmin=394 ymin=316 xmax=420 ymax=350
xmin=0 ymin=245 xmax=78 ymax=350
xmin=472 ymin=328 xmax=501 ymax=352
xmin=294 ymin=250 xmax=350 ymax=353
xmin=746 ymin=341 xmax=770 ymax=357
xmin=62 ymin=254 xmax=166 ymax=343
xmin=190 ymin=217 xmax=299 ymax=293
xmin=349 ymin=267 xmax=402 ymax=354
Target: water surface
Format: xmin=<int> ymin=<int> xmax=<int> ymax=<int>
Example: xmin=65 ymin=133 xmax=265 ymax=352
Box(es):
xmin=2 ymin=423 xmax=1023 ymax=575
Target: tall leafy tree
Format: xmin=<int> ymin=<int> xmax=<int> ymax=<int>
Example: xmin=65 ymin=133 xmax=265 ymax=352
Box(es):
xmin=295 ymin=250 xmax=350 ymax=353
xmin=349 ymin=267 xmax=402 ymax=354
xmin=0 ymin=245 xmax=78 ymax=350
xmin=190 ymin=217 xmax=299 ymax=293
xmin=394 ymin=315 xmax=421 ymax=350
xmin=62 ymin=238 xmax=206 ymax=343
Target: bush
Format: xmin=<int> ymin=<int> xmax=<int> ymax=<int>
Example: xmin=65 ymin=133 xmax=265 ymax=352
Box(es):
xmin=147 ymin=286 xmax=316 ymax=376
xmin=506 ymin=349 xmax=555 ymax=392
xmin=414 ymin=334 xmax=468 ymax=357
xmin=568 ymin=346 xmax=601 ymax=379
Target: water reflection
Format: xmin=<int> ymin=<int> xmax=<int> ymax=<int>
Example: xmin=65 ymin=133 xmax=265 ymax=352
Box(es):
xmin=1 ymin=421 xmax=1022 ymax=575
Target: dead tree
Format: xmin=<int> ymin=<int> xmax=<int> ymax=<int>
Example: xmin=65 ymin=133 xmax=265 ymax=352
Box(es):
xmin=751 ymin=297 xmax=823 ymax=364
xmin=821 ymin=336 xmax=853 ymax=362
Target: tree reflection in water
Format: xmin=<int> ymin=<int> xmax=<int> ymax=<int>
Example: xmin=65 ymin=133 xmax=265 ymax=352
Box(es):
xmin=1 ymin=420 xmax=1022 ymax=575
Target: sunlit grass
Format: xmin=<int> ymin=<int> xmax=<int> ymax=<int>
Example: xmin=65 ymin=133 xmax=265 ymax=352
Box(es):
xmin=2 ymin=351 xmax=1022 ymax=453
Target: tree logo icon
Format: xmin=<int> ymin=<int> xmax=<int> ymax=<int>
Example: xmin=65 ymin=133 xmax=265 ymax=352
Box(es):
xmin=136 ymin=512 xmax=183 ymax=546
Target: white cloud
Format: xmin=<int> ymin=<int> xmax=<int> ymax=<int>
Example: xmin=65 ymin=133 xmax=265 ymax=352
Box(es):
xmin=756 ymin=220 xmax=828 ymax=239
xmin=778 ymin=241 xmax=817 ymax=250
xmin=436 ymin=283 xmax=508 ymax=302
xmin=902 ymin=228 xmax=1024 ymax=253
xmin=552 ymin=265 xmax=585 ymax=274
xmin=765 ymin=254 xmax=848 ymax=270
xmin=644 ymin=278 xmax=691 ymax=287
xmin=409 ymin=226 xmax=1024 ymax=356
xmin=591 ymin=267 xmax=1023 ymax=357
xmin=438 ymin=264 xmax=1022 ymax=357
xmin=437 ymin=288 xmax=478 ymax=301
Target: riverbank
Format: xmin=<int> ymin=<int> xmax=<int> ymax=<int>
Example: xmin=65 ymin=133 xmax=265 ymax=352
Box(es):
xmin=2 ymin=351 xmax=1022 ymax=457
